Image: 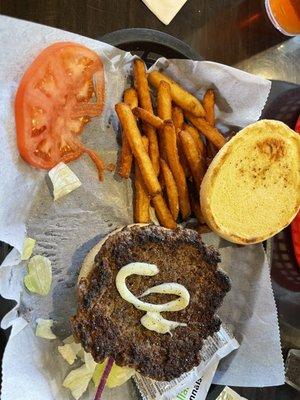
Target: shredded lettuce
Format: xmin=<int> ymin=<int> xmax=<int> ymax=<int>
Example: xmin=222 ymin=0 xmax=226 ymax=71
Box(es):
xmin=49 ymin=162 xmax=81 ymax=201
xmin=24 ymin=255 xmax=52 ymax=296
xmin=149 ymin=206 xmax=160 ymax=225
xmin=61 ymin=339 xmax=98 ymax=399
xmin=58 ymin=342 xmax=82 ymax=365
xmin=84 ymin=351 xmax=97 ymax=371
xmin=63 ymin=335 xmax=76 ymax=344
xmin=58 ymin=335 xmax=83 ymax=365
xmin=35 ymin=318 xmax=57 ymax=339
xmin=21 ymin=237 xmax=36 ymax=260
xmin=63 ymin=364 xmax=94 ymax=400
xmin=93 ymin=358 xmax=134 ymax=388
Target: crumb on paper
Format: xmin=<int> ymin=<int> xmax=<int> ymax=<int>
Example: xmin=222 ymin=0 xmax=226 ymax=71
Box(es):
xmin=106 ymin=163 xmax=115 ymax=172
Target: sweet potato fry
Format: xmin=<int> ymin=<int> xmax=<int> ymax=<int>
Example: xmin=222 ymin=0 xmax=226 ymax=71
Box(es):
xmin=160 ymin=158 xmax=179 ymax=221
xmin=163 ymin=120 xmax=191 ymax=219
xmin=179 ymin=129 xmax=205 ymax=191
xmin=182 ymin=123 xmax=205 ymax=156
xmin=186 ymin=113 xmax=225 ymax=149
xmin=134 ymin=136 xmax=150 ymax=223
xmin=157 ymin=81 xmax=172 ymax=120
xmin=115 ymin=103 xmax=161 ymax=197
xmin=134 ymin=59 xmax=160 ymax=175
xmin=172 ymin=106 xmax=184 ymax=132
xmin=152 ymin=194 xmax=177 ymax=229
xmin=124 ymin=87 xmax=138 ymax=110
xmin=148 ymin=70 xmax=205 ymax=117
xmin=203 ymin=89 xmax=215 ymax=126
xmin=133 ymin=107 xmax=163 ymax=129
xmin=118 ymin=88 xmax=139 ymax=178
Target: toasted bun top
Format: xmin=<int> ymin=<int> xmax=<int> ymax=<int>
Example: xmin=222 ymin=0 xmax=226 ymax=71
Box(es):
xmin=200 ymin=120 xmax=300 ymax=244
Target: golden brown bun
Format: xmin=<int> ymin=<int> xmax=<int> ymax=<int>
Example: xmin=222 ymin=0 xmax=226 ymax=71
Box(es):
xmin=200 ymin=120 xmax=300 ymax=244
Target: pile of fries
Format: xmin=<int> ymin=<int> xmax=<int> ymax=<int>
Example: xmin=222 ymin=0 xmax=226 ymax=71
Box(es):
xmin=115 ymin=59 xmax=226 ymax=230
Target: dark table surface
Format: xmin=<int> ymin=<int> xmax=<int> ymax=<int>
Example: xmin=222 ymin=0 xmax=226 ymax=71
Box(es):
xmin=0 ymin=1 xmax=299 ymax=399
xmin=0 ymin=0 xmax=287 ymax=66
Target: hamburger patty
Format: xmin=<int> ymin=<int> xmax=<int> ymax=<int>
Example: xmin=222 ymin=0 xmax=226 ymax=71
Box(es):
xmin=71 ymin=224 xmax=230 ymax=381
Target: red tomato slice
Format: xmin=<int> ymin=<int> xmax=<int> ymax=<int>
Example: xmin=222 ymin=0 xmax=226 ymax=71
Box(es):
xmin=15 ymin=42 xmax=105 ymax=177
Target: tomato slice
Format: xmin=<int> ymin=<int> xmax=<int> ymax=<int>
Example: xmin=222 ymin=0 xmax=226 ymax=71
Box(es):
xmin=15 ymin=42 xmax=105 ymax=177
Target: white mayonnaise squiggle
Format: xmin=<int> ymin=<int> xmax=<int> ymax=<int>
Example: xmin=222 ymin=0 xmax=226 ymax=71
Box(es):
xmin=115 ymin=262 xmax=190 ymax=334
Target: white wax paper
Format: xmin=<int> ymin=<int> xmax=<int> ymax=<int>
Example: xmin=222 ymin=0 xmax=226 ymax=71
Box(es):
xmin=0 ymin=15 xmax=284 ymax=400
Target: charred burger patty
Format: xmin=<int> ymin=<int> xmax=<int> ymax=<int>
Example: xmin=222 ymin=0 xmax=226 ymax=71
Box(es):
xmin=71 ymin=224 xmax=230 ymax=381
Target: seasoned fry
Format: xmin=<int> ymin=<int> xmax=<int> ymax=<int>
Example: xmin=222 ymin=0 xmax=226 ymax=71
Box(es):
xmin=156 ymin=81 xmax=172 ymax=162
xmin=157 ymin=81 xmax=172 ymax=120
xmin=172 ymin=106 xmax=184 ymax=132
xmin=118 ymin=88 xmax=138 ymax=178
xmin=203 ymin=89 xmax=215 ymax=126
xmin=172 ymin=109 xmax=191 ymax=177
xmin=186 ymin=113 xmax=225 ymax=149
xmin=134 ymin=59 xmax=153 ymax=112
xmin=179 ymin=129 xmax=205 ymax=191
xmin=152 ymin=194 xmax=177 ymax=229
xmin=178 ymin=144 xmax=192 ymax=178
xmin=133 ymin=107 xmax=163 ymax=129
xmin=134 ymin=166 xmax=150 ymax=222
xmin=134 ymin=137 xmax=150 ymax=223
xmin=144 ymin=125 xmax=160 ymax=176
xmin=118 ymin=134 xmax=132 ymax=178
xmin=164 ymin=120 xmax=191 ymax=219
xmin=160 ymin=158 xmax=179 ymax=221
xmin=134 ymin=59 xmax=160 ymax=175
xmin=148 ymin=70 xmax=205 ymax=117
xmin=115 ymin=103 xmax=161 ymax=196
xmin=183 ymin=123 xmax=205 ymax=156
xmin=123 ymin=87 xmax=138 ymax=110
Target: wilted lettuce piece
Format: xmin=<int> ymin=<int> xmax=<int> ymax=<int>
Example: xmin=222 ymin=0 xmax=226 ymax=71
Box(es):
xmin=84 ymin=351 xmax=97 ymax=371
xmin=24 ymin=255 xmax=52 ymax=295
xmin=93 ymin=358 xmax=135 ymax=388
xmin=35 ymin=318 xmax=57 ymax=339
xmin=49 ymin=162 xmax=81 ymax=200
xmin=63 ymin=335 xmax=76 ymax=344
xmin=58 ymin=336 xmax=83 ymax=365
xmin=21 ymin=237 xmax=36 ymax=260
xmin=63 ymin=365 xmax=94 ymax=400
xmin=58 ymin=342 xmax=82 ymax=365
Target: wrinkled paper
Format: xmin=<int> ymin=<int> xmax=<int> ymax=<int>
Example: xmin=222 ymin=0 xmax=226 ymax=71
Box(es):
xmin=0 ymin=15 xmax=284 ymax=400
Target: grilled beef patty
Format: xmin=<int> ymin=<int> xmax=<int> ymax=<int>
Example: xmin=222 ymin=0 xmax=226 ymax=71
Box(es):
xmin=71 ymin=224 xmax=230 ymax=381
